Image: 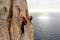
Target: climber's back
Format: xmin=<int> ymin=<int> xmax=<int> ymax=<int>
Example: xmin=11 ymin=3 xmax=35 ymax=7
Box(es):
xmin=21 ymin=17 xmax=27 ymax=25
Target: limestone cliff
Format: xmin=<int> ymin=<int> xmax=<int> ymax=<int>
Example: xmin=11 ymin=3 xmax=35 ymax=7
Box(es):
xmin=0 ymin=0 xmax=34 ymax=40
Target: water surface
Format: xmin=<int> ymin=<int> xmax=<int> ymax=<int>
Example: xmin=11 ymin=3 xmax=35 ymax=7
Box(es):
xmin=30 ymin=13 xmax=60 ymax=40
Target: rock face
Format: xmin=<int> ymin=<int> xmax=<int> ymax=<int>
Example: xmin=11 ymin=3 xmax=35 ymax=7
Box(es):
xmin=0 ymin=0 xmax=34 ymax=40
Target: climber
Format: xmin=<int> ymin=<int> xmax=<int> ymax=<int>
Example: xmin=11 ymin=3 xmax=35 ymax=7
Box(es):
xmin=21 ymin=16 xmax=27 ymax=34
xmin=28 ymin=16 xmax=33 ymax=23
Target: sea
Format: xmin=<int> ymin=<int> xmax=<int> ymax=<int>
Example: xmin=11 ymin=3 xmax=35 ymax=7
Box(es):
xmin=29 ymin=12 xmax=60 ymax=40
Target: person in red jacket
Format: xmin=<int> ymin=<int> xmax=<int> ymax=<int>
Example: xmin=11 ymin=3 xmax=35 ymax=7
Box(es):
xmin=21 ymin=16 xmax=27 ymax=34
xmin=28 ymin=16 xmax=33 ymax=23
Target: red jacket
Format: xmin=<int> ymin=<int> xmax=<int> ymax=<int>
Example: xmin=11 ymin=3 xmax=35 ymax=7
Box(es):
xmin=21 ymin=17 xmax=27 ymax=25
xmin=29 ymin=16 xmax=33 ymax=20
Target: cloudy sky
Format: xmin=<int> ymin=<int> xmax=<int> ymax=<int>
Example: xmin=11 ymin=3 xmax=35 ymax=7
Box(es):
xmin=27 ymin=0 xmax=60 ymax=12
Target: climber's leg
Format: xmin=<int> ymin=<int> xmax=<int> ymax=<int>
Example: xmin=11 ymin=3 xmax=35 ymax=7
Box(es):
xmin=22 ymin=27 xmax=24 ymax=34
xmin=29 ymin=19 xmax=32 ymax=23
xmin=21 ymin=23 xmax=24 ymax=34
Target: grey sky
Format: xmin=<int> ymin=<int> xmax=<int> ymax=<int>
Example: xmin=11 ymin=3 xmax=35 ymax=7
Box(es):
xmin=27 ymin=0 xmax=60 ymax=12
